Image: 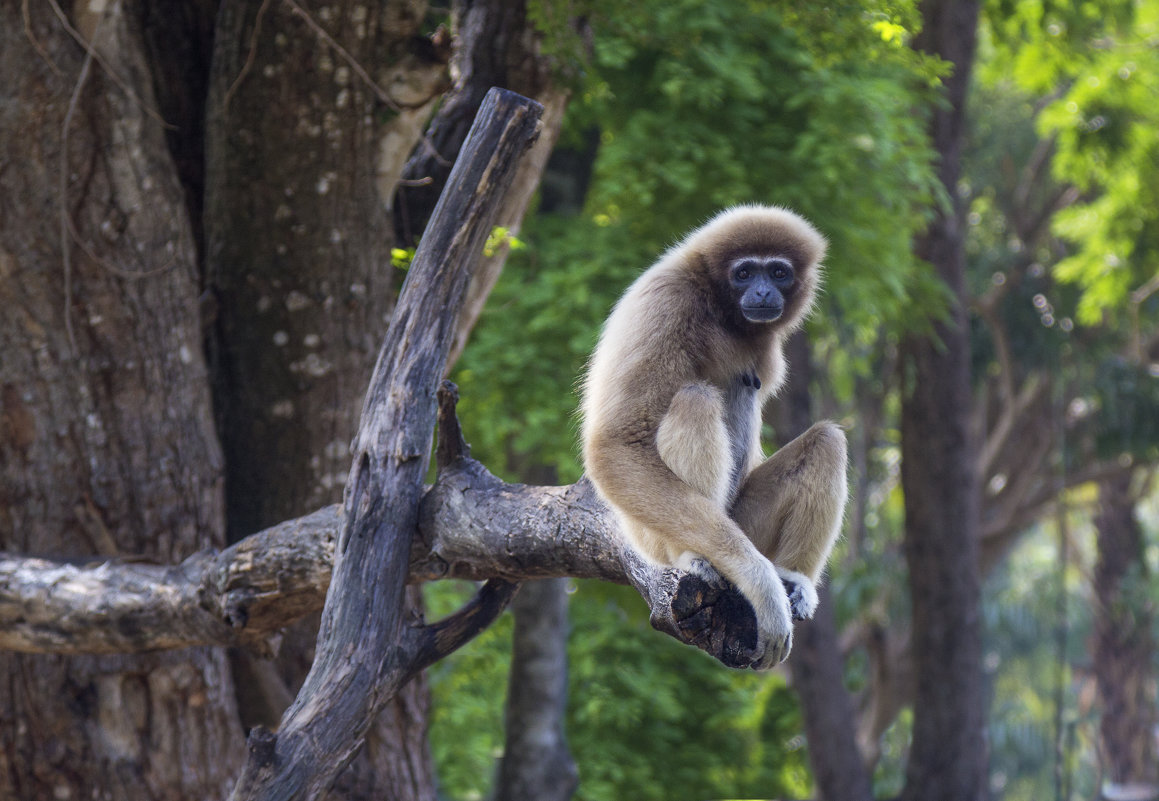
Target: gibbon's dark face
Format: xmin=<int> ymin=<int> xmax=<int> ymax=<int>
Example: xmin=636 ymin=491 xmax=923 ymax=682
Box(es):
xmin=728 ymin=256 xmax=796 ymax=324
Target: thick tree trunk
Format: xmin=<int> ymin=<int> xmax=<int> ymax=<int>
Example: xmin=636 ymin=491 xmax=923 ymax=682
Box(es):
xmin=1092 ymin=472 xmax=1157 ymax=798
xmin=202 ymin=3 xmax=452 ymax=797
xmin=205 ymin=0 xmax=449 ymax=543
xmin=773 ymin=333 xmax=873 ymax=801
xmin=0 ymin=3 xmax=244 ymax=798
xmin=899 ymin=2 xmax=987 ymax=800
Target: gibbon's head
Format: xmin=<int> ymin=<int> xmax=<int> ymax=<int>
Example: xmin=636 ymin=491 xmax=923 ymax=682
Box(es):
xmin=680 ymin=205 xmax=827 ymax=335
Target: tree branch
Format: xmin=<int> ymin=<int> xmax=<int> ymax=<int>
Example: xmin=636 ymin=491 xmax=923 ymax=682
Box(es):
xmin=228 ymin=87 xmax=544 ymax=801
xmin=1 ymin=455 xmax=763 ymax=668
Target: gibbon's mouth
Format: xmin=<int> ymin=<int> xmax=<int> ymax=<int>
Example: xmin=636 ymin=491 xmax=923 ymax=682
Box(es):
xmin=741 ymin=305 xmax=783 ymax=323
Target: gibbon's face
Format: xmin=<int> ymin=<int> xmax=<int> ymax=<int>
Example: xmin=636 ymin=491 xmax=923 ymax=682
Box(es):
xmin=727 ymin=256 xmax=797 ymax=324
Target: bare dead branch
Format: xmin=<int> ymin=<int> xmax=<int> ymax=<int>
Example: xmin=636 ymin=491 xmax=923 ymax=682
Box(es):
xmin=228 ymin=87 xmax=544 ymax=801
xmin=1 ymin=456 xmax=767 ymax=669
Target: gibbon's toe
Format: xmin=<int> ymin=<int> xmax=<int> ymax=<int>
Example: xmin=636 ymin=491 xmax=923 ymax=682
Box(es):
xmin=751 ymin=629 xmax=792 ymax=670
xmin=779 ymin=568 xmax=819 ymax=621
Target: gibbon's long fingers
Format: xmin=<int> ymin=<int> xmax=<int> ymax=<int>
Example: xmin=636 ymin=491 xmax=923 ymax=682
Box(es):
xmin=655 ymin=382 xmax=731 ymax=507
xmin=731 ymin=420 xmax=848 ymax=583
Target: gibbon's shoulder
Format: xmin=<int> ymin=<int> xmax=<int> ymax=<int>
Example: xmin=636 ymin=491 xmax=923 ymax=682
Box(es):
xmin=664 ymin=205 xmax=828 ymax=275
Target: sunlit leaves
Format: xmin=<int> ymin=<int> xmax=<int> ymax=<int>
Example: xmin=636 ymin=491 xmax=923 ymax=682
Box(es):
xmin=985 ymin=0 xmax=1159 ymax=323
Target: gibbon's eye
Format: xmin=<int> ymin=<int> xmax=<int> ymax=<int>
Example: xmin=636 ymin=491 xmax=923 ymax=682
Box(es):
xmin=734 ymin=260 xmax=756 ymax=281
xmin=772 ymin=263 xmax=793 ymax=282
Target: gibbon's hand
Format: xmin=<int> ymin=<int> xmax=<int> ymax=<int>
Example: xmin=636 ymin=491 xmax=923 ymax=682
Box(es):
xmin=748 ymin=571 xmax=794 ymax=668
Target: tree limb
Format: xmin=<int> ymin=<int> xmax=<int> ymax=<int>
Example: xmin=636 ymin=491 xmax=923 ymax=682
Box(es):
xmin=1 ymin=454 xmax=762 ymax=668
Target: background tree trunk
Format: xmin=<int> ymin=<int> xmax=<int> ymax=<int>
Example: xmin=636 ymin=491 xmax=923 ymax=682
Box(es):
xmin=773 ymin=333 xmax=874 ymax=801
xmin=395 ymin=0 xmax=570 ymax=366
xmin=494 ymin=578 xmax=579 ymax=801
xmin=1092 ymin=472 xmax=1158 ymax=797
xmin=0 ymin=3 xmax=244 ymax=798
xmin=899 ymin=2 xmax=987 ymax=800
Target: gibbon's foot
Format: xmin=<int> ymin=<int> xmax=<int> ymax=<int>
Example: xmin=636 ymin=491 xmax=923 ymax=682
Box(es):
xmin=777 ymin=567 xmax=819 ymax=622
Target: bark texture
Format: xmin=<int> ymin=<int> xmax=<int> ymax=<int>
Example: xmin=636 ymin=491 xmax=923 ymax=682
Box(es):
xmin=774 ymin=333 xmax=873 ymax=801
xmin=229 ymin=88 xmax=543 ymax=801
xmin=2 ymin=446 xmax=785 ymax=669
xmin=1093 ymin=473 xmax=1157 ymax=796
xmin=0 ymin=3 xmax=244 ymax=798
xmin=203 ymin=3 xmax=453 ymax=796
xmin=205 ymin=0 xmax=450 ymax=542
xmin=899 ymin=2 xmax=987 ymax=800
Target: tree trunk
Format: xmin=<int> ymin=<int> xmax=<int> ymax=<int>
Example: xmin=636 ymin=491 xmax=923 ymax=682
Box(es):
xmin=899 ymin=2 xmax=987 ymax=800
xmin=1092 ymin=472 xmax=1157 ymax=798
xmin=205 ymin=0 xmax=449 ymax=543
xmin=0 ymin=3 xmax=244 ymax=798
xmin=773 ymin=333 xmax=873 ymax=801
xmin=494 ymin=579 xmax=579 ymax=801
xmin=202 ymin=2 xmax=452 ymax=797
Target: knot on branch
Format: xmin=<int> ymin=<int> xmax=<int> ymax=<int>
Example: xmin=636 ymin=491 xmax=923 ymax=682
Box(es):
xmin=246 ymin=726 xmax=278 ymax=768
xmin=648 ymin=567 xmax=760 ymax=669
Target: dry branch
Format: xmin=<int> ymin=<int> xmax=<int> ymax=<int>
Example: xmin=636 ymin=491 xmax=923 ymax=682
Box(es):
xmin=1 ymin=86 xmax=771 ymax=800
xmin=1 ymin=441 xmax=761 ymax=667
xmin=227 ymin=86 xmax=542 ymax=801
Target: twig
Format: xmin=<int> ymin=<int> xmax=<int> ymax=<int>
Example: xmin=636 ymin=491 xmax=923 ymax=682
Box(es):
xmin=281 ymin=0 xmax=401 ymax=112
xmin=46 ymin=0 xmax=173 ymax=130
xmin=223 ymin=0 xmax=275 ymax=113
xmin=59 ymin=10 xmax=99 ymax=357
xmin=22 ymin=0 xmax=63 ymax=76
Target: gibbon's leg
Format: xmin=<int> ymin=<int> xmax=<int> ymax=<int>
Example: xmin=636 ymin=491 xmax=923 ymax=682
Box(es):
xmin=731 ymin=421 xmax=847 ymax=619
xmin=655 ymin=382 xmax=731 ymax=508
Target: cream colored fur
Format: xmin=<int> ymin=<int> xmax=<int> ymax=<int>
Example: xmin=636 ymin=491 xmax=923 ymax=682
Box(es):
xmin=582 ymin=205 xmax=847 ymax=669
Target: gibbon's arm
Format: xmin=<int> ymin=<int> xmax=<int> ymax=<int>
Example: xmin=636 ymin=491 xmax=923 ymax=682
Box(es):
xmin=585 ymin=424 xmax=794 ymax=668
xmin=655 ymin=382 xmax=732 ymax=507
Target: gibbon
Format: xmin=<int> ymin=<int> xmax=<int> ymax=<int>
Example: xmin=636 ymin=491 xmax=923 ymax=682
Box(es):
xmin=581 ymin=205 xmax=848 ymax=669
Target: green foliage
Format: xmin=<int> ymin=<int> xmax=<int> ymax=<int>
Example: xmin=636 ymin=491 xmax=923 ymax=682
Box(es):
xmin=570 ymin=0 xmax=947 ymax=344
xmin=425 ymin=580 xmax=810 ymax=801
xmin=425 ymin=582 xmax=514 ymax=797
xmin=983 ymin=0 xmax=1159 ymax=325
xmin=455 ymin=0 xmax=947 ymax=479
xmin=567 ymin=582 xmax=810 ymax=801
xmin=453 ymin=217 xmax=645 ymax=481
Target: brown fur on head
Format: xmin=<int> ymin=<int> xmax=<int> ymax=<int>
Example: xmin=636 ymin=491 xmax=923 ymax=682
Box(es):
xmin=676 ymin=205 xmax=827 ymax=337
